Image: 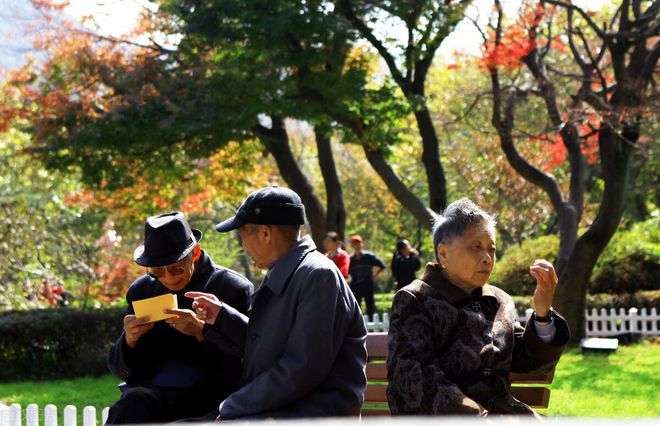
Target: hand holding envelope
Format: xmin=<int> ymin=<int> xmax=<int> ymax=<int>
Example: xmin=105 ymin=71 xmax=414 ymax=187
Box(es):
xmin=123 ymin=315 xmax=154 ymax=348
xmin=124 ymin=293 xmax=178 ymax=348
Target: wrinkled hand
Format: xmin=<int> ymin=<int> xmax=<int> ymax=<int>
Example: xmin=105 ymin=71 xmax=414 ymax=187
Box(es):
xmin=123 ymin=315 xmax=154 ymax=348
xmin=529 ymin=259 xmax=558 ymax=317
xmin=185 ymin=291 xmax=222 ymax=325
xmin=164 ymin=308 xmax=205 ymax=341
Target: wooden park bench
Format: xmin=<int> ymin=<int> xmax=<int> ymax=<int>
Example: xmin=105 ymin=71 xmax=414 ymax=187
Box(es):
xmin=363 ymin=332 xmax=554 ymax=416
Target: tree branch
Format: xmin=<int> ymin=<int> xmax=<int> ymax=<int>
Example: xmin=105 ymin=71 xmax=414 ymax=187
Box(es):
xmin=544 ymin=0 xmax=606 ymax=38
xmin=336 ymin=0 xmax=407 ymax=87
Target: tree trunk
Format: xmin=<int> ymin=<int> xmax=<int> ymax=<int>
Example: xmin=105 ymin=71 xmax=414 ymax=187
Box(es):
xmin=554 ymin=203 xmax=579 ymax=276
xmin=256 ymin=117 xmax=327 ymax=245
xmin=315 ymin=126 xmax=346 ymax=239
xmin=554 ymin=125 xmax=635 ymax=341
xmin=363 ymin=146 xmax=436 ymax=228
xmin=413 ymin=106 xmax=448 ymax=213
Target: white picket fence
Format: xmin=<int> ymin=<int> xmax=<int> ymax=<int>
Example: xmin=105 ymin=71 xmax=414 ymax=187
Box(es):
xmin=364 ymin=307 xmax=660 ymax=337
xmin=363 ymin=313 xmax=389 ymax=332
xmin=584 ymin=307 xmax=659 ymax=337
xmin=0 ymin=403 xmax=109 ymax=426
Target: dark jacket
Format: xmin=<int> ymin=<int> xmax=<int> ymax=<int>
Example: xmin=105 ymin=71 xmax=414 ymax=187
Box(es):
xmin=348 ymin=251 xmax=385 ymax=290
xmin=387 ymin=263 xmax=569 ymax=415
xmin=107 ymin=250 xmax=253 ymax=401
xmin=391 ymin=252 xmax=421 ymax=291
xmin=203 ymin=236 xmax=368 ymax=419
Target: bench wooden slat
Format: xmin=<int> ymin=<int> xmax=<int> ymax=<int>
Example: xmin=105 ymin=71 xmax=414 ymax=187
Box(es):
xmin=510 ymin=387 xmax=551 ymax=408
xmin=366 ymin=332 xmax=388 ymax=359
xmin=365 ymin=363 xmax=388 ymax=380
xmin=361 ymin=408 xmax=391 ymax=416
xmin=508 ymin=370 xmax=554 ymax=384
xmin=364 ymin=383 xmax=388 ymax=403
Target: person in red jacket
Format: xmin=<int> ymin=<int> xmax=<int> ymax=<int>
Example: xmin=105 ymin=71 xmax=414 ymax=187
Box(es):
xmin=323 ymin=232 xmax=350 ymax=279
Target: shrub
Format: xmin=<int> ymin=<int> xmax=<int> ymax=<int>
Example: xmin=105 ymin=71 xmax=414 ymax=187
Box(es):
xmin=509 ymin=291 xmax=660 ymax=314
xmin=489 ymin=235 xmax=559 ymax=295
xmin=0 ymin=307 xmax=124 ymax=381
xmin=590 ymin=217 xmax=660 ymax=293
xmin=491 ymin=217 xmax=659 ymax=296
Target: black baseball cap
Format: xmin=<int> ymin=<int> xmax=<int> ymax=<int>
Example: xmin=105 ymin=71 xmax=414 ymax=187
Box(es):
xmin=216 ymin=186 xmax=306 ymax=232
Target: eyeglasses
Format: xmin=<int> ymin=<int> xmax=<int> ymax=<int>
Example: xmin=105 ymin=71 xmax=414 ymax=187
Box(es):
xmin=147 ymin=256 xmax=191 ymax=278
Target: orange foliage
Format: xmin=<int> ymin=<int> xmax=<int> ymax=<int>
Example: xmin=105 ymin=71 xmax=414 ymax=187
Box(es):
xmin=480 ymin=3 xmax=546 ymax=71
xmin=532 ymin=116 xmax=601 ymax=172
xmin=0 ymin=1 xmax=169 ymax=137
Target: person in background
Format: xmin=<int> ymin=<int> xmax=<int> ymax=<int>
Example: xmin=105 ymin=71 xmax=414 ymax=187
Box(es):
xmin=106 ymin=212 xmax=253 ymax=424
xmin=387 ymin=198 xmax=569 ymax=416
xmin=390 ymin=239 xmax=421 ymax=292
xmin=348 ymin=235 xmax=385 ymax=320
xmin=323 ymin=231 xmax=350 ymax=279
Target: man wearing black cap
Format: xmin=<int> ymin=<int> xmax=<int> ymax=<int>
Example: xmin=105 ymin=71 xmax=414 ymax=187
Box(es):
xmin=187 ymin=186 xmax=368 ymax=419
xmin=106 ymin=212 xmax=253 ymax=424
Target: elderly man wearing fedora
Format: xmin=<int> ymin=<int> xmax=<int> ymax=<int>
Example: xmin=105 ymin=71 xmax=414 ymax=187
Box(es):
xmin=186 ymin=186 xmax=368 ymax=420
xmin=106 ymin=212 xmax=253 ymax=425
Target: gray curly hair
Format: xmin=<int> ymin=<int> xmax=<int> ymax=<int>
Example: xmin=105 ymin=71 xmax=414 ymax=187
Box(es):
xmin=432 ymin=198 xmax=497 ymax=260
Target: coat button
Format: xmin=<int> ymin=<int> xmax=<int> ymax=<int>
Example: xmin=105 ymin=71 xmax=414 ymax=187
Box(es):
xmin=251 ymin=333 xmax=258 ymax=341
xmin=471 ymin=302 xmax=481 ymax=312
xmin=482 ymin=367 xmax=492 ymax=377
xmin=483 ymin=334 xmax=493 ymax=344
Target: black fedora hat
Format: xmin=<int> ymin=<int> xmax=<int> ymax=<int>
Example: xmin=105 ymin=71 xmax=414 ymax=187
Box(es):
xmin=215 ymin=186 xmax=306 ymax=232
xmin=134 ymin=212 xmax=203 ymax=267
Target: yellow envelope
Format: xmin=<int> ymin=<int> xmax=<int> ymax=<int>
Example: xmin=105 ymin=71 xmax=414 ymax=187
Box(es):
xmin=132 ymin=293 xmax=178 ymax=323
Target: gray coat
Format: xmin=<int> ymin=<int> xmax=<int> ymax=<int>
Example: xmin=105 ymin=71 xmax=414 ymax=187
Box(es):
xmin=204 ymin=236 xmax=367 ymax=419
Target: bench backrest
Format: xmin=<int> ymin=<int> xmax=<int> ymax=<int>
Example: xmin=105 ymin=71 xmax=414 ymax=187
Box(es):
xmin=363 ymin=332 xmax=553 ymax=416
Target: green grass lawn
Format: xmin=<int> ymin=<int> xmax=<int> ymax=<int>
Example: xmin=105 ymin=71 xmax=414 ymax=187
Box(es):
xmin=1 ymin=342 xmax=658 ymax=418
xmin=546 ymin=341 xmax=659 ymax=416
xmin=0 ymin=375 xmax=120 ymax=424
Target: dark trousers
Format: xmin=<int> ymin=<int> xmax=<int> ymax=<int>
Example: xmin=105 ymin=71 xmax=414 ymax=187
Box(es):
xmin=106 ymin=385 xmax=220 ymax=425
xmin=352 ymin=282 xmax=376 ymax=319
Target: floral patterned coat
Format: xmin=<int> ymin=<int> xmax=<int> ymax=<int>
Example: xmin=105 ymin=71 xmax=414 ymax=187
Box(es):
xmin=386 ymin=263 xmax=569 ymax=415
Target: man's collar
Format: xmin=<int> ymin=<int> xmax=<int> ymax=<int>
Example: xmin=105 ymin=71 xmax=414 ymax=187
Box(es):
xmin=263 ymin=235 xmax=316 ymax=295
xmin=421 ymin=263 xmax=496 ymax=303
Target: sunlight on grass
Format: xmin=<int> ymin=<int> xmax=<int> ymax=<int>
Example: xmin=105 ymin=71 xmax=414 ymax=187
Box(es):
xmin=0 ymin=375 xmax=119 ymax=424
xmin=547 ymin=341 xmax=659 ymax=417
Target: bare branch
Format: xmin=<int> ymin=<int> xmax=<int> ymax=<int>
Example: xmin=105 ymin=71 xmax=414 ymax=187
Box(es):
xmin=633 ymin=0 xmax=642 ymax=20
xmin=641 ymin=39 xmax=660 ymax=84
xmin=539 ymin=9 xmax=555 ymax=59
xmin=567 ymin=9 xmax=588 ymax=70
xmin=405 ymin=22 xmax=415 ymax=82
xmin=544 ymin=0 xmax=606 ymax=38
xmin=620 ymin=0 xmax=631 ymax=33
xmin=467 ymin=15 xmax=488 ymax=43
xmin=336 ymin=0 xmax=407 ymax=87
xmin=584 ymin=91 xmax=614 ymax=113
xmin=417 ymin=7 xmax=442 ymax=49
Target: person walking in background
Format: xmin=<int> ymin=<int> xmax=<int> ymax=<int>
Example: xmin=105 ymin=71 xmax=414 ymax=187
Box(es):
xmin=348 ymin=235 xmax=385 ymax=320
xmin=391 ymin=239 xmax=421 ymax=292
xmin=323 ymin=231 xmax=350 ymax=279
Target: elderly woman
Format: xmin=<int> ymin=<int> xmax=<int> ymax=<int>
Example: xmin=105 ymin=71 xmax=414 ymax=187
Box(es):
xmin=386 ymin=198 xmax=569 ymax=415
